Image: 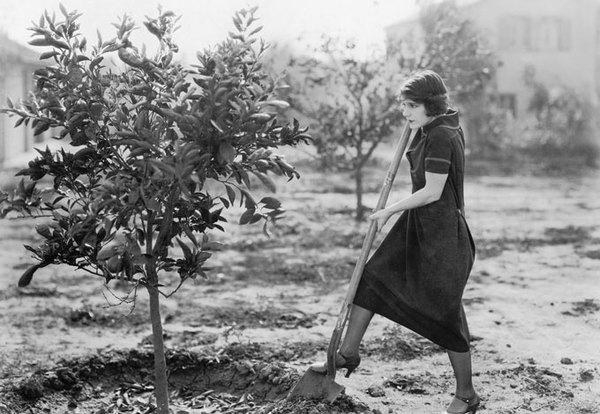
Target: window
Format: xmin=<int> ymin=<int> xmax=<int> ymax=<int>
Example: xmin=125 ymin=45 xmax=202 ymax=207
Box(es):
xmin=533 ymin=17 xmax=571 ymax=51
xmin=498 ymin=16 xmax=532 ymax=50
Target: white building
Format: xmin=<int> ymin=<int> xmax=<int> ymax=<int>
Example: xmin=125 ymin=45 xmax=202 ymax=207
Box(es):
xmin=0 ymin=33 xmax=47 ymax=169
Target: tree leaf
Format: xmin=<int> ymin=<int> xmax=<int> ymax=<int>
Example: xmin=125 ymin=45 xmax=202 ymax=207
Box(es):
xmin=259 ymin=99 xmax=290 ymax=109
xmin=203 ymin=241 xmax=224 ymax=251
xmin=210 ymin=119 xmax=224 ymax=133
xmin=29 ymin=38 xmax=51 ymax=47
xmin=39 ymin=50 xmax=60 ymax=60
xmin=18 ymin=264 xmax=41 ymax=287
xmin=239 ymin=188 xmax=255 ymax=209
xmin=182 ymin=225 xmax=198 ymax=247
xmin=224 ymin=184 xmax=236 ymax=206
xmin=218 ymin=196 xmax=230 ymax=209
xmin=262 ymin=221 xmax=271 ymax=238
xmin=59 ymin=3 xmax=69 ymax=18
xmin=253 ymin=171 xmax=276 ymax=193
xmin=239 ymin=208 xmax=255 ymax=225
xmin=33 ymin=121 xmax=51 ymax=136
xmin=248 ymin=213 xmax=262 ymax=224
xmin=176 ymin=237 xmax=193 ymax=259
xmin=217 ymin=142 xmax=236 ymax=164
xmin=259 ymin=196 xmax=281 ymax=209
xmin=196 ymin=251 xmax=212 ymax=262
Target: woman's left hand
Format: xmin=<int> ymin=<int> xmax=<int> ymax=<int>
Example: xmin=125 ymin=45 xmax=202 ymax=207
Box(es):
xmin=369 ymin=209 xmax=392 ymax=230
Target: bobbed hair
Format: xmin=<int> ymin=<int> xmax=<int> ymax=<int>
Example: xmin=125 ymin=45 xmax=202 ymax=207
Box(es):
xmin=399 ymin=70 xmax=450 ymax=116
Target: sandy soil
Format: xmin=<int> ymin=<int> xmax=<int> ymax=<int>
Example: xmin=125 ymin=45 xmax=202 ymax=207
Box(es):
xmin=0 ymin=149 xmax=599 ymax=414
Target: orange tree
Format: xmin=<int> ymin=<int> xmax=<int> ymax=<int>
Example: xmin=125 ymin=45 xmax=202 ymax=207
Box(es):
xmin=0 ymin=5 xmax=309 ymax=413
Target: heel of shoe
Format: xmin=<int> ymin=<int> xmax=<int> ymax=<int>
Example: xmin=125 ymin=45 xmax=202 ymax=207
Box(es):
xmin=444 ymin=393 xmax=480 ymax=414
xmin=469 ymin=395 xmax=480 ymax=414
xmin=341 ymin=354 xmax=360 ymax=378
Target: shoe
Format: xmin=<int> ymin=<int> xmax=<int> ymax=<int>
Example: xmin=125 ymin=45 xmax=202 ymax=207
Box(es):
xmin=443 ymin=393 xmax=480 ymax=414
xmin=308 ymin=352 xmax=361 ymax=378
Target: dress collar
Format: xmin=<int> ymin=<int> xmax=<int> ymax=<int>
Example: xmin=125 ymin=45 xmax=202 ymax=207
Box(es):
xmin=421 ymin=109 xmax=459 ymax=134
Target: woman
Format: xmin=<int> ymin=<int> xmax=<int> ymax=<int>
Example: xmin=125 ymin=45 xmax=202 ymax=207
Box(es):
xmin=311 ymin=70 xmax=480 ymax=414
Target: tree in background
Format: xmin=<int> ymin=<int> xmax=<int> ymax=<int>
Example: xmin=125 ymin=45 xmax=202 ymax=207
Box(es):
xmin=392 ymin=0 xmax=497 ymax=158
xmin=415 ymin=1 xmax=494 ymax=103
xmin=522 ymin=67 xmax=599 ymax=167
xmin=286 ymin=38 xmax=405 ymax=221
xmin=0 ymin=6 xmax=308 ymax=413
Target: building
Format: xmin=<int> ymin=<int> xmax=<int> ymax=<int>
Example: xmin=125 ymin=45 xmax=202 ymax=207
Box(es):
xmin=385 ymin=0 xmax=600 ymax=117
xmin=0 ymin=33 xmax=46 ymax=169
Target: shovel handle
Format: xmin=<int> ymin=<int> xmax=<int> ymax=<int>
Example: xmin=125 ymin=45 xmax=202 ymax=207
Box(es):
xmin=326 ymin=123 xmax=413 ymax=379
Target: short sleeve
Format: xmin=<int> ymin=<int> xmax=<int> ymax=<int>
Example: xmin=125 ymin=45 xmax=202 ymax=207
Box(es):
xmin=424 ymin=131 xmax=452 ymax=174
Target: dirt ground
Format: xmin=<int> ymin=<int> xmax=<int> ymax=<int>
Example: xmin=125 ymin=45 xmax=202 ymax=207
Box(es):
xmin=0 ymin=146 xmax=599 ymax=414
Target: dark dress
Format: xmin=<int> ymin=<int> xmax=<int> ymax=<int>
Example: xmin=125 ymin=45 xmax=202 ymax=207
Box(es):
xmin=353 ymin=110 xmax=476 ymax=353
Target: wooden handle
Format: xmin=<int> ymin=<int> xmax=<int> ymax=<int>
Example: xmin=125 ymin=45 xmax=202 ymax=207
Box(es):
xmin=326 ymin=123 xmax=413 ymax=379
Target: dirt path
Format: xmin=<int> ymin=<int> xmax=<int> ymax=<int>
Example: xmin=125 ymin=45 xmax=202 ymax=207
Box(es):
xmin=1 ymin=165 xmax=599 ymax=413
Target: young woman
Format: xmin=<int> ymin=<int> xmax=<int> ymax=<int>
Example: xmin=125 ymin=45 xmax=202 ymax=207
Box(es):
xmin=311 ymin=70 xmax=480 ymax=414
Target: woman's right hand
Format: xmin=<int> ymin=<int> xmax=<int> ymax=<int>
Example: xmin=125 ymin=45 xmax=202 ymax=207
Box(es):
xmin=369 ymin=208 xmax=392 ymax=230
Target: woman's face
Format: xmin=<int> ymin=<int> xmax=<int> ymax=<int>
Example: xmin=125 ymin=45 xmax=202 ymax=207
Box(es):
xmin=400 ymin=99 xmax=435 ymax=129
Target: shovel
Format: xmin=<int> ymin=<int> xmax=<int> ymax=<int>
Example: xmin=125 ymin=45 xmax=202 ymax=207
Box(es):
xmin=287 ymin=123 xmax=413 ymax=402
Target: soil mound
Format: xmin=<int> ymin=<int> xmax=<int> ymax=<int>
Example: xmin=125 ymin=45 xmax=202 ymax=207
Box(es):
xmin=0 ymin=348 xmax=374 ymax=413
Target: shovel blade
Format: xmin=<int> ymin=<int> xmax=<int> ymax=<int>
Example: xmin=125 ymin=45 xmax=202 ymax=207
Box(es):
xmin=287 ymin=369 xmax=345 ymax=403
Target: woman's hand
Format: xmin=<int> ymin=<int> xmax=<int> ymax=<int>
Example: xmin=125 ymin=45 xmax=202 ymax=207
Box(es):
xmin=369 ymin=208 xmax=393 ymax=230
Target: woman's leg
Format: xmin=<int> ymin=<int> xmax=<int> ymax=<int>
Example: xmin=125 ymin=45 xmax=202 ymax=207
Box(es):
xmin=447 ymin=350 xmax=475 ymax=396
xmin=309 ymin=304 xmax=373 ymax=374
xmin=339 ymin=304 xmax=374 ymax=356
xmin=445 ymin=349 xmax=478 ymax=412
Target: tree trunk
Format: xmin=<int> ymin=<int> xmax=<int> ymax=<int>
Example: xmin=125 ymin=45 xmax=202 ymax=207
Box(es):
xmin=146 ymin=268 xmax=169 ymax=414
xmin=355 ymin=165 xmax=364 ymax=221
xmin=144 ymin=199 xmax=174 ymax=414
